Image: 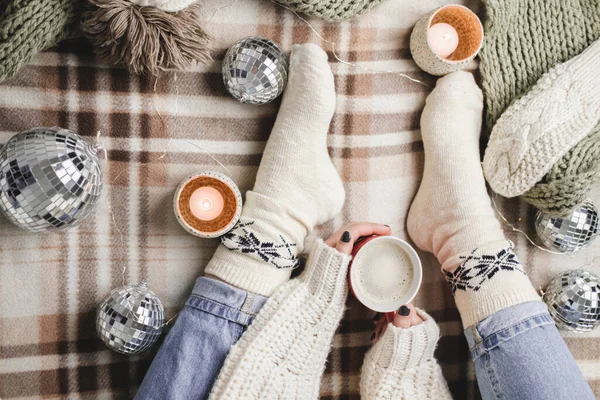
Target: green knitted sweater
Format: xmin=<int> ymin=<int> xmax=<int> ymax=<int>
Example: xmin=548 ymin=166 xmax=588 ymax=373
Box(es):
xmin=0 ymin=0 xmax=81 ymax=83
xmin=479 ymin=0 xmax=600 ymax=215
xmin=274 ymin=0 xmax=385 ymax=21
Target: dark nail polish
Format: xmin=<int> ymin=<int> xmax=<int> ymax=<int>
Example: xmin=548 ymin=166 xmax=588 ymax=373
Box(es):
xmin=372 ymin=313 xmax=380 ymax=322
xmin=399 ymin=305 xmax=410 ymax=316
xmin=370 ymin=332 xmax=375 ymax=340
xmin=341 ymin=231 xmax=351 ymax=243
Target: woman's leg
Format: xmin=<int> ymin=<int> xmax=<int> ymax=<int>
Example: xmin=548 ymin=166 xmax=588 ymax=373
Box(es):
xmin=134 ymin=277 xmax=267 ymax=400
xmin=407 ymin=72 xmax=594 ymax=399
xmin=135 ymin=43 xmax=345 ymax=400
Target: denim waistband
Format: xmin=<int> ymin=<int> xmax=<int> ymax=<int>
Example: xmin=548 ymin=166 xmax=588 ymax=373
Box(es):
xmin=186 ymin=276 xmax=268 ymax=327
xmin=465 ymin=301 xmax=555 ymax=360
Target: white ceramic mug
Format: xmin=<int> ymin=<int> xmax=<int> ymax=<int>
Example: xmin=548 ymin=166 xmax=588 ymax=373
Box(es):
xmin=349 ymin=236 xmax=423 ymax=322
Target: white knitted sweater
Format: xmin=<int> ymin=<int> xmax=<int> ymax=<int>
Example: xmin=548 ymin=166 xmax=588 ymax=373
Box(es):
xmin=361 ymin=309 xmax=452 ymax=399
xmin=209 ymin=240 xmax=452 ymax=399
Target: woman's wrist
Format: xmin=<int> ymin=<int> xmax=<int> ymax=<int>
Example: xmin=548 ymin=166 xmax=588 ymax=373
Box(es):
xmin=300 ymin=239 xmax=352 ymax=301
xmin=369 ymin=309 xmax=440 ymax=370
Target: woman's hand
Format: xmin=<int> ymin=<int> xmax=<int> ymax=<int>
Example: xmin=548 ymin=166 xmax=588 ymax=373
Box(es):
xmin=372 ymin=303 xmax=424 ymax=343
xmin=325 ymin=222 xmax=392 ymax=254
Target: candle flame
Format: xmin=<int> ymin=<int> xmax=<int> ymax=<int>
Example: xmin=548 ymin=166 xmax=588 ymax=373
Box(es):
xmin=200 ymin=198 xmax=214 ymax=211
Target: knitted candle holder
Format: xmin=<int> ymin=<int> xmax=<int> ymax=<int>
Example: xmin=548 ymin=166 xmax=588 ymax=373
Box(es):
xmin=410 ymin=4 xmax=483 ymax=76
xmin=174 ymin=172 xmax=242 ymax=238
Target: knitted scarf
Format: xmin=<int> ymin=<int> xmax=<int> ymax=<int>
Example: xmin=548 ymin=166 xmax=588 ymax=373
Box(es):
xmin=0 ymin=0 xmax=81 ymax=83
xmin=479 ymin=0 xmax=600 ymax=215
xmin=273 ymin=0 xmax=385 ymax=21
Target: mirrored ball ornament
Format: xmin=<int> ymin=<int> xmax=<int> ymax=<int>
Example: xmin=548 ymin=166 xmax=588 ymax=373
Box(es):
xmin=543 ymin=269 xmax=600 ymax=333
xmin=96 ymin=281 xmax=165 ymax=355
xmin=534 ymin=199 xmax=599 ymax=253
xmin=0 ymin=127 xmax=103 ymax=232
xmin=222 ymin=36 xmax=288 ymax=105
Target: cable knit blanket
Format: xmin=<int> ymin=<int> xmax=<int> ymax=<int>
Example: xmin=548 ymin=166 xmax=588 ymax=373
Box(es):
xmin=0 ymin=0 xmax=598 ymax=398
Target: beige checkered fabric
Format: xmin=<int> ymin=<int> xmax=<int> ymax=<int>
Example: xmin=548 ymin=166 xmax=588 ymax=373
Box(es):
xmin=0 ymin=0 xmax=599 ymax=398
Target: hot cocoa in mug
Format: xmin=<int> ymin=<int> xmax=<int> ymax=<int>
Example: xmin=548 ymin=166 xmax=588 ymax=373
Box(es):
xmin=349 ymin=236 xmax=422 ymax=321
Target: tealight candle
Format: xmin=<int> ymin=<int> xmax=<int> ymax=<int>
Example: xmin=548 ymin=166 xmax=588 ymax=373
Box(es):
xmin=427 ymin=23 xmax=459 ymax=58
xmin=409 ymin=4 xmax=484 ymax=76
xmin=174 ymin=171 xmax=242 ymax=238
xmin=189 ymin=186 xmax=224 ymax=221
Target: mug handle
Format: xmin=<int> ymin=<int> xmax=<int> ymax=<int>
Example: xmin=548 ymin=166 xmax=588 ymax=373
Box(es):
xmin=385 ymin=311 xmax=396 ymax=323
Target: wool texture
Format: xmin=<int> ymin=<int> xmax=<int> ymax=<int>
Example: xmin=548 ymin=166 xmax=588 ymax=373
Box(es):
xmin=80 ymin=0 xmax=211 ymax=76
xmin=479 ymin=0 xmax=600 ymax=214
xmin=0 ymin=0 xmax=81 ymax=83
xmin=205 ymin=44 xmax=345 ymax=297
xmin=407 ymin=72 xmax=505 ymax=271
xmin=408 ymin=71 xmax=539 ymax=327
xmin=360 ymin=309 xmax=452 ymax=400
xmin=523 ymin=125 xmax=600 ymax=216
xmin=479 ymin=0 xmax=600 ymax=130
xmin=483 ymin=39 xmax=600 ymax=198
xmin=208 ymin=240 xmax=352 ymax=399
xmin=273 ymin=0 xmax=384 ymax=21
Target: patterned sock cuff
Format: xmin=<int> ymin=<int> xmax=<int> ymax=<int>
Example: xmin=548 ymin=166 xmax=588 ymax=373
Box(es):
xmin=220 ymin=217 xmax=300 ymax=269
xmin=443 ymin=240 xmax=541 ymax=327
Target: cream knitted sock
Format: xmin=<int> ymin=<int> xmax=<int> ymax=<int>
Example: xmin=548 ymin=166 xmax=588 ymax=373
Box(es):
xmin=407 ymin=72 xmax=539 ymax=327
xmin=205 ymin=43 xmax=345 ymax=297
xmin=484 ymin=39 xmax=600 ymax=197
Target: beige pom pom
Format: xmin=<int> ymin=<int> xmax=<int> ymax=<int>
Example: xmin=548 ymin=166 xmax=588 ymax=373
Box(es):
xmin=80 ymin=0 xmax=211 ymax=75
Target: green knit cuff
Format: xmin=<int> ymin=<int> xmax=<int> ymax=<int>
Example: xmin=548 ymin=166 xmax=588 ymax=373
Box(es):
xmin=273 ymin=0 xmax=385 ymax=21
xmin=523 ymin=123 xmax=600 ymax=216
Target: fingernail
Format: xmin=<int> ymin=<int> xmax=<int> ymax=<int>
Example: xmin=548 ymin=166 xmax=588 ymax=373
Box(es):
xmin=341 ymin=231 xmax=351 ymax=243
xmin=384 ymin=224 xmax=390 ymax=227
xmin=372 ymin=313 xmax=380 ymax=322
xmin=370 ymin=332 xmax=375 ymax=340
xmin=399 ymin=305 xmax=410 ymax=316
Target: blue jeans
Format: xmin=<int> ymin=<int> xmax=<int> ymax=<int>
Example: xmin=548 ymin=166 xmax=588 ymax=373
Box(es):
xmin=135 ymin=277 xmax=267 ymax=400
xmin=466 ymin=301 xmax=594 ymax=400
xmin=136 ymin=280 xmax=593 ymax=399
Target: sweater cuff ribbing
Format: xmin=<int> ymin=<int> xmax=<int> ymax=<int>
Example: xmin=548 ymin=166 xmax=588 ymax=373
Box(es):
xmin=369 ymin=309 xmax=440 ymax=371
xmin=300 ymin=239 xmax=352 ymax=302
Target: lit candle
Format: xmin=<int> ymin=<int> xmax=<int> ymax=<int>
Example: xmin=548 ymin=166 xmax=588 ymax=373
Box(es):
xmin=189 ymin=186 xmax=224 ymax=221
xmin=427 ymin=23 xmax=459 ymax=59
xmin=174 ymin=171 xmax=242 ymax=239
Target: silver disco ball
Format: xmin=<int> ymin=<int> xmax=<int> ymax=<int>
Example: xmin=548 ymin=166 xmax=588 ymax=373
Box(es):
xmin=222 ymin=36 xmax=288 ymax=105
xmin=534 ymin=199 xmax=599 ymax=253
xmin=96 ymin=281 xmax=165 ymax=355
xmin=543 ymin=269 xmax=600 ymax=333
xmin=0 ymin=127 xmax=103 ymax=232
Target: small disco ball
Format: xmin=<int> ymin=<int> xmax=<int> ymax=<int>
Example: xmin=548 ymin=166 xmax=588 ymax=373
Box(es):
xmin=0 ymin=127 xmax=103 ymax=232
xmin=96 ymin=281 xmax=165 ymax=355
xmin=534 ymin=199 xmax=599 ymax=253
xmin=543 ymin=269 xmax=600 ymax=333
xmin=222 ymin=36 xmax=288 ymax=105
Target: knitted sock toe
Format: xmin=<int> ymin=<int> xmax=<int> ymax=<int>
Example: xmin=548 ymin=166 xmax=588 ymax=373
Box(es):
xmin=206 ymin=43 xmax=345 ymax=297
xmin=523 ymin=124 xmax=600 ymax=216
xmin=483 ymin=39 xmax=600 ymax=198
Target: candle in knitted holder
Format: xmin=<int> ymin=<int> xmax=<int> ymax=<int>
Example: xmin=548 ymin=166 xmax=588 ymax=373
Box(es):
xmin=410 ymin=5 xmax=483 ymax=76
xmin=174 ymin=172 xmax=242 ymax=238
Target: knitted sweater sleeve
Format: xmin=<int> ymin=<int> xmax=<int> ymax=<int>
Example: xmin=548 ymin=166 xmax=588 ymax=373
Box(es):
xmin=360 ymin=309 xmax=453 ymax=400
xmin=208 ymin=239 xmax=352 ymax=400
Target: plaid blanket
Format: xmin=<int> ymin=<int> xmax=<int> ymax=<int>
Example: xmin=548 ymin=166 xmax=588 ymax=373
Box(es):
xmin=1 ymin=0 xmax=599 ymax=398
